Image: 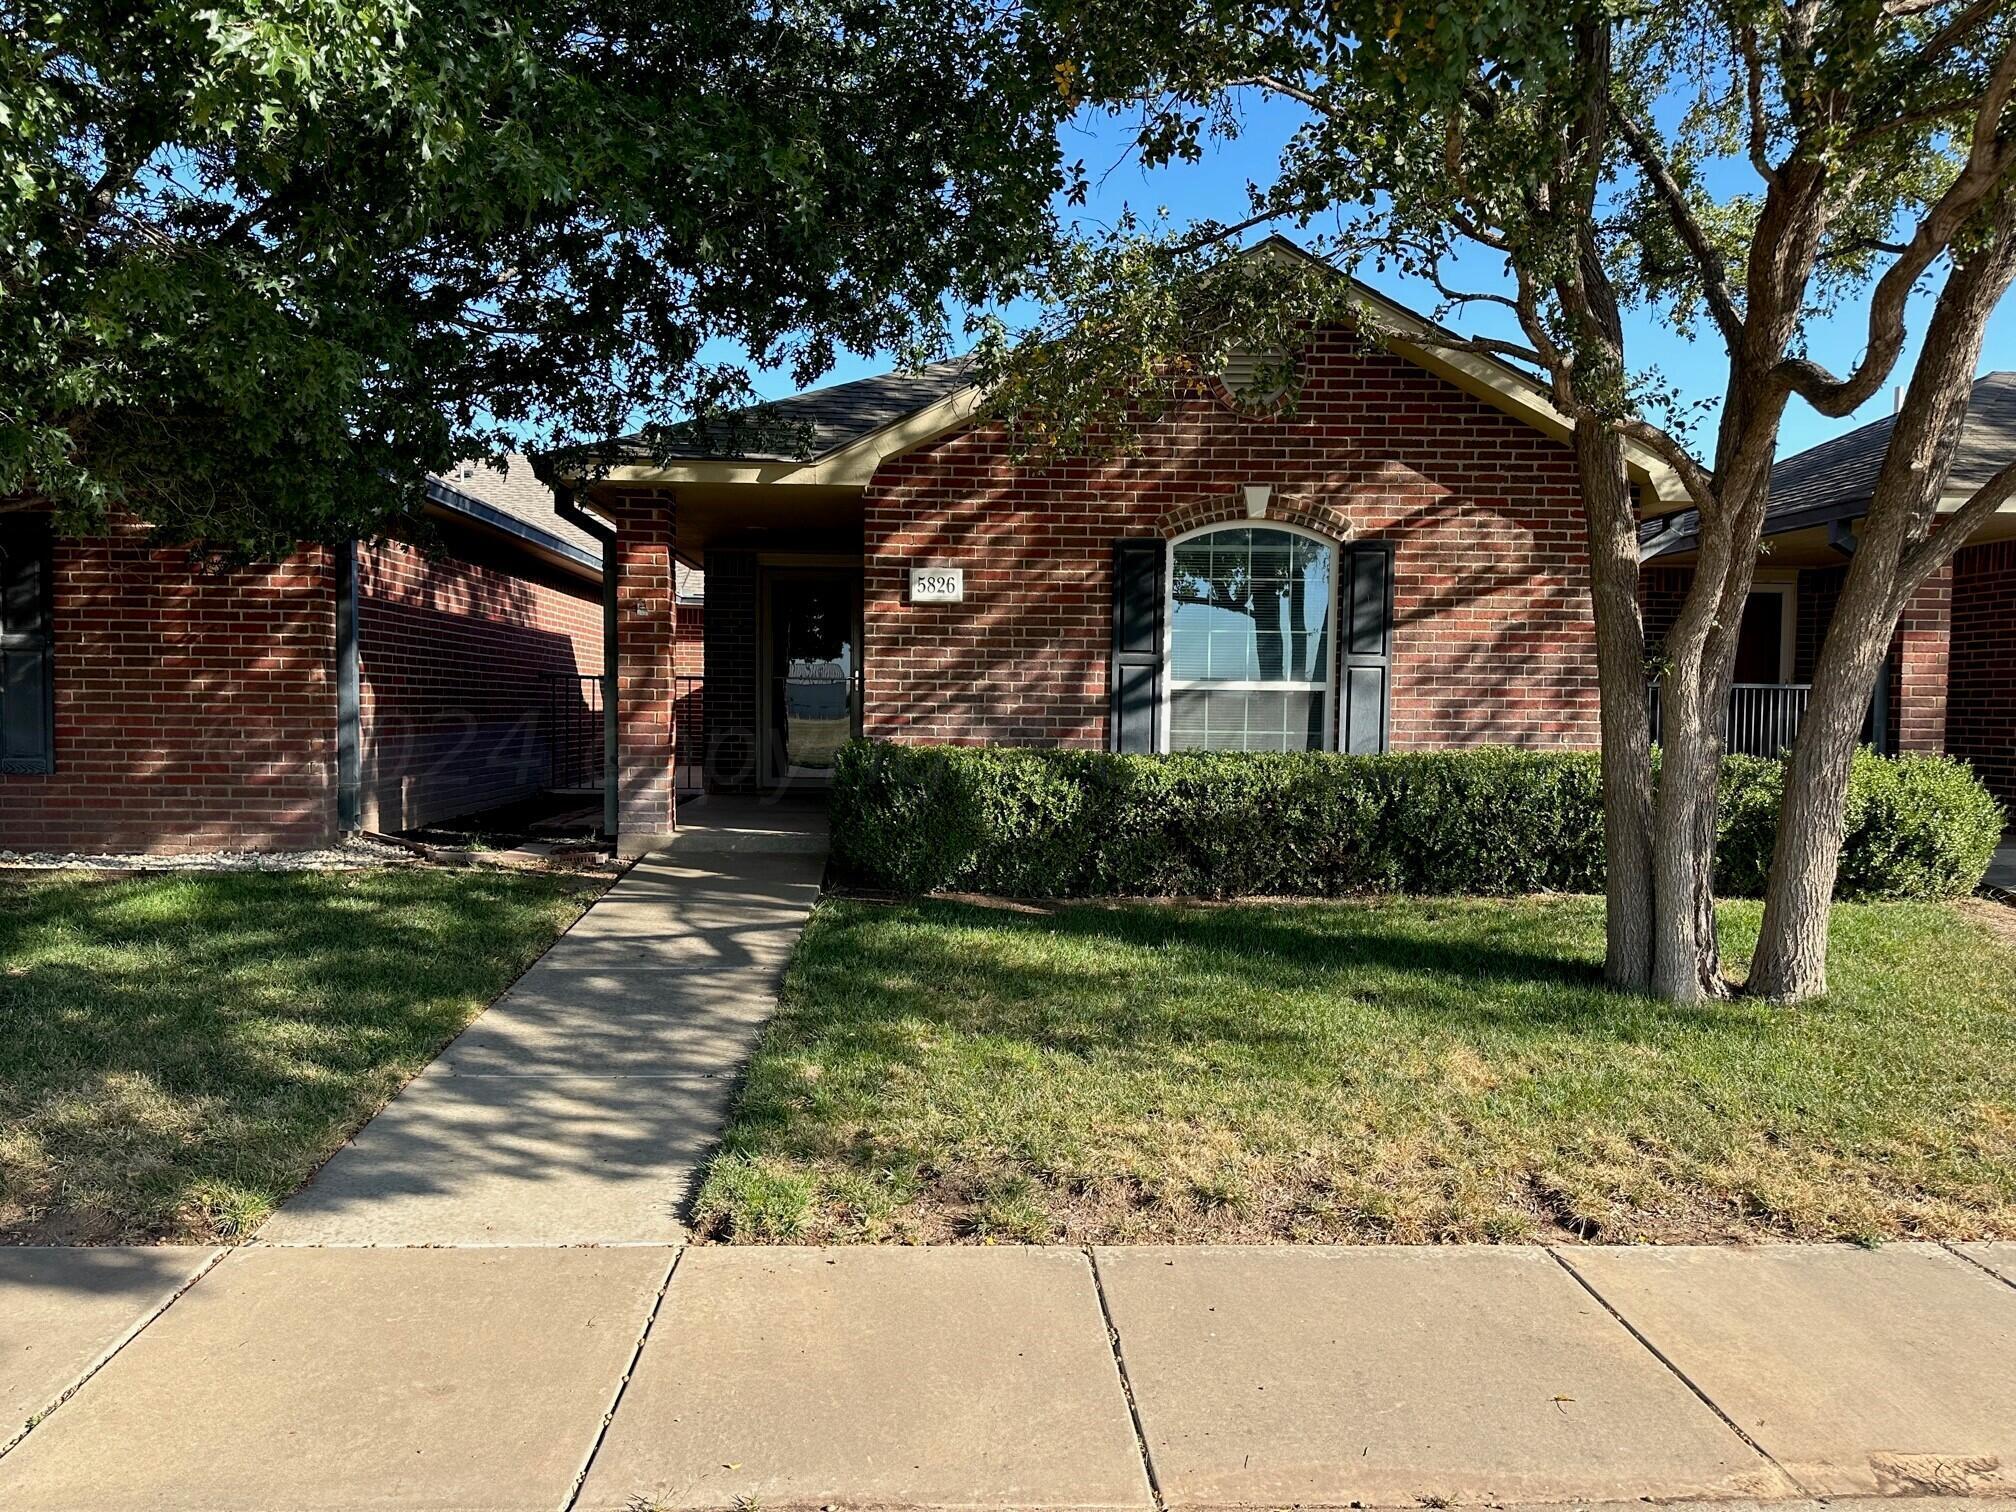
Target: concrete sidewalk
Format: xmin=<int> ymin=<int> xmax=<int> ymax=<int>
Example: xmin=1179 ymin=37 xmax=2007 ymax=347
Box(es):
xmin=1986 ymin=839 xmax=2016 ymax=893
xmin=3 ymin=1241 xmax=2013 ymax=1510
xmin=259 ymin=810 xmax=827 ymax=1246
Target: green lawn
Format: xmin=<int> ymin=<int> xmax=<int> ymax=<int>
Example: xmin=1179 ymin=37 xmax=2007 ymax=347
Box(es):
xmin=696 ymin=895 xmax=2016 ymax=1245
xmin=0 ymin=868 xmax=605 ymax=1243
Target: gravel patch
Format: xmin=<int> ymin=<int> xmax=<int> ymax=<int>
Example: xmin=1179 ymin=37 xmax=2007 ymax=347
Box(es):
xmin=0 ymin=835 xmax=417 ymax=872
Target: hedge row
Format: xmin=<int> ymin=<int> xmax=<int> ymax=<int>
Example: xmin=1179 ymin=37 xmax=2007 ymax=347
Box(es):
xmin=831 ymin=741 xmax=2004 ymax=901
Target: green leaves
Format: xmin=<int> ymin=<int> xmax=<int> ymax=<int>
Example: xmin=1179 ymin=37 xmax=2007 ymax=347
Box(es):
xmin=970 ymin=219 xmax=1360 ymax=460
xmin=0 ymin=0 xmax=1069 ymax=554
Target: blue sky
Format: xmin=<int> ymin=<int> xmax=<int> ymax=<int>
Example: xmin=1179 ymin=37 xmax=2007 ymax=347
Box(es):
xmin=730 ymin=92 xmax=2016 ymax=463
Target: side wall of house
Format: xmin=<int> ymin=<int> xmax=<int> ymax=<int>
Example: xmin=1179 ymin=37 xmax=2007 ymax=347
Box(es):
xmin=1948 ymin=538 xmax=2016 ymax=813
xmin=0 ymin=524 xmax=337 ymax=853
xmin=355 ymin=530 xmax=603 ymax=831
xmin=859 ymin=329 xmax=1599 ymax=752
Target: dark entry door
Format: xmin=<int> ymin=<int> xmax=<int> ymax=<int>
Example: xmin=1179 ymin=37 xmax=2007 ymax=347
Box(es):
xmin=763 ymin=571 xmax=860 ymax=786
xmin=1733 ymin=590 xmax=1786 ymax=684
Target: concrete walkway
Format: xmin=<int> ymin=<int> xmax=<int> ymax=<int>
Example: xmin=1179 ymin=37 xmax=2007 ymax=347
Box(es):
xmin=1986 ymin=839 xmax=2016 ymax=893
xmin=261 ymin=796 xmax=829 ymax=1245
xmin=3 ymin=1241 xmax=2014 ymax=1510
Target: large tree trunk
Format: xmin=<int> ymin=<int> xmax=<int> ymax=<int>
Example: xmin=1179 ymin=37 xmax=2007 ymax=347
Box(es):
xmin=1649 ymin=675 xmax=1729 ymax=999
xmin=1576 ymin=426 xmax=1655 ymax=990
xmin=1745 ymin=581 xmax=1896 ymax=999
xmin=1749 ymin=202 xmax=2016 ymax=1001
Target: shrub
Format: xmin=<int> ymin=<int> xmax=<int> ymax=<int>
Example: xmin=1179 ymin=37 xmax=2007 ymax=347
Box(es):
xmin=832 ymin=741 xmax=2002 ymax=901
xmin=1716 ymin=749 xmax=2004 ymax=900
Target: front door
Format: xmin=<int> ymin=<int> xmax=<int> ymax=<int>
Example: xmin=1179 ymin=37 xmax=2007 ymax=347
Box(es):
xmin=762 ymin=571 xmax=860 ymax=787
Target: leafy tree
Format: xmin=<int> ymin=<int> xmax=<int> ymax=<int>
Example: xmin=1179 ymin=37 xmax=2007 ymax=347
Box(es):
xmin=977 ymin=0 xmax=2016 ymax=1002
xmin=0 ymin=0 xmax=1065 ymax=556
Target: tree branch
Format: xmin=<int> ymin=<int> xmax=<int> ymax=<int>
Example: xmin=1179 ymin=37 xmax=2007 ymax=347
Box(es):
xmin=1613 ymin=111 xmax=1747 ymax=349
xmin=1900 ymin=457 xmax=2016 ymax=583
xmin=1737 ymin=25 xmax=1778 ymax=184
xmin=1395 ymin=328 xmax=1549 ymax=370
xmin=1775 ymin=34 xmax=2016 ymax=415
xmin=1616 ymin=416 xmax=1718 ymax=516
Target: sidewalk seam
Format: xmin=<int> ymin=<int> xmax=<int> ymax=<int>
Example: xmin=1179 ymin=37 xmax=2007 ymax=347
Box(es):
xmin=0 ymin=1245 xmax=233 ymax=1463
xmin=1546 ymin=1248 xmax=1813 ymax=1497
xmin=560 ymin=1245 xmax=684 ymax=1512
xmin=1087 ymin=1247 xmax=1167 ymax=1512
xmin=1938 ymin=1239 xmax=2016 ymax=1292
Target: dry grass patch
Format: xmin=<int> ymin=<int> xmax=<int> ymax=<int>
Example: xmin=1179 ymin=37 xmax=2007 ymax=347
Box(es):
xmin=0 ymin=868 xmax=605 ymax=1242
xmin=695 ymin=894 xmax=2016 ymax=1245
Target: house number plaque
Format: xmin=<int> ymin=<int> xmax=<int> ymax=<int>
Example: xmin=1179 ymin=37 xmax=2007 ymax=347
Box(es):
xmin=909 ymin=567 xmax=964 ymax=603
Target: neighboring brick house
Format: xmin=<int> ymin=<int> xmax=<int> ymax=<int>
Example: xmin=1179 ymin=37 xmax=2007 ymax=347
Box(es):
xmin=0 ymin=457 xmax=605 ymax=853
xmin=550 ymin=244 xmax=1693 ymax=855
xmin=1640 ymin=371 xmax=2016 ymax=811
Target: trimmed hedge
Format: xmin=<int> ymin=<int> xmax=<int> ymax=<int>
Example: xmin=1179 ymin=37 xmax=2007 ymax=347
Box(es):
xmin=831 ymin=741 xmax=2004 ymax=901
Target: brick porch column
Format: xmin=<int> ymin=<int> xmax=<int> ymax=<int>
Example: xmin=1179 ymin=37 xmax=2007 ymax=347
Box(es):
xmin=606 ymin=490 xmax=678 ymax=855
xmin=1892 ymin=563 xmax=1952 ymax=753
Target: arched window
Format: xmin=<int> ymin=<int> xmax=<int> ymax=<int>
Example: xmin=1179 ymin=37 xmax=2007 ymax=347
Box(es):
xmin=1166 ymin=524 xmax=1336 ymax=752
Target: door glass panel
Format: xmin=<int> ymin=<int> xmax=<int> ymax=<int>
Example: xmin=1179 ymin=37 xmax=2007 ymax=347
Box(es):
xmin=772 ymin=576 xmax=855 ymax=777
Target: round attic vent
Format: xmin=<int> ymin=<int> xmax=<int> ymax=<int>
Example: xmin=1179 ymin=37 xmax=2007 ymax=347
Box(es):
xmin=1212 ymin=347 xmax=1296 ymax=411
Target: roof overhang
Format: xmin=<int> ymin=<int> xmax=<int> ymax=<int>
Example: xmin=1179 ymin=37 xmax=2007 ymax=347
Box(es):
xmin=1641 ymin=491 xmax=2014 ymax=561
xmin=560 ymin=385 xmax=986 ymax=492
xmin=423 ymin=479 xmax=602 ymax=582
xmin=550 ymin=246 xmax=1694 ymax=509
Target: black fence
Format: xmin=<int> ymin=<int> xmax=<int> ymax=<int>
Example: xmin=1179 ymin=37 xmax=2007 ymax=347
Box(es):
xmin=542 ymin=672 xmax=605 ymax=790
xmin=675 ymin=675 xmax=704 ymax=797
xmin=1649 ymin=680 xmax=1883 ymax=757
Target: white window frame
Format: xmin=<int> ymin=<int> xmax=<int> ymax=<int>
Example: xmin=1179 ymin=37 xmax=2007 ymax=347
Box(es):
xmin=1161 ymin=520 xmax=1341 ymax=754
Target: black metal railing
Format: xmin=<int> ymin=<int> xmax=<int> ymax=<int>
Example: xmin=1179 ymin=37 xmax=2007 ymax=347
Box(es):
xmin=675 ymin=674 xmax=704 ymax=796
xmin=543 ymin=672 xmax=605 ymax=790
xmin=1649 ymin=680 xmax=1883 ymax=757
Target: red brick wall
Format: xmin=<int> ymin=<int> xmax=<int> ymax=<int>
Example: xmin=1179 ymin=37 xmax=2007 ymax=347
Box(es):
xmin=674 ymin=602 xmax=706 ymax=792
xmin=675 ymin=605 xmax=705 ymax=677
xmin=1948 ymin=539 xmax=2015 ymax=811
xmin=861 ymin=329 xmax=1598 ymax=751
xmin=0 ymin=521 xmax=337 ymax=853
xmin=603 ymin=493 xmax=678 ymax=849
xmin=355 ymin=531 xmax=603 ymax=831
xmin=1794 ymin=568 xmax=1845 ymax=683
xmin=1893 ymin=565 xmax=1952 ymax=753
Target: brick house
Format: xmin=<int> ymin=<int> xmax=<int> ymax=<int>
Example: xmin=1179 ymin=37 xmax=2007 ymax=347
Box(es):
xmin=1640 ymin=371 xmax=2016 ymax=811
xmin=0 ymin=458 xmax=608 ymax=853
xmin=548 ymin=265 xmax=1697 ymax=855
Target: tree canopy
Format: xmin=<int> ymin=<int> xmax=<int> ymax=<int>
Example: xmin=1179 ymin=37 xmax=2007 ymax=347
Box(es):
xmin=0 ymin=0 xmax=1066 ymax=554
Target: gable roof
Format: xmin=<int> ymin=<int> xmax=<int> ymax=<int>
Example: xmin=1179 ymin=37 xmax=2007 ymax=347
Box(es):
xmin=1640 ymin=370 xmax=2016 ymax=557
xmin=547 ymin=239 xmax=1694 ymax=507
xmin=429 ymin=455 xmax=603 ymax=568
xmin=596 ymin=359 xmax=977 ymax=466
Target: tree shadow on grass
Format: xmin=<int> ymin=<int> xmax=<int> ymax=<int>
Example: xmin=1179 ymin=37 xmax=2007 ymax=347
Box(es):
xmin=0 ymin=869 xmax=600 ymax=1249
xmin=723 ymin=894 xmax=1781 ymax=1179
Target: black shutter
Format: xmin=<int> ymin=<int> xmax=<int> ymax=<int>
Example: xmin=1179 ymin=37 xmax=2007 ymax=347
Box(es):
xmin=1110 ymin=538 xmax=1164 ymax=754
xmin=0 ymin=514 xmax=54 ymax=774
xmin=1339 ymin=541 xmax=1393 ymax=755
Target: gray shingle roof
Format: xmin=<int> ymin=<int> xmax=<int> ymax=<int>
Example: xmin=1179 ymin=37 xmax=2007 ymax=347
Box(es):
xmin=431 ymin=454 xmax=603 ymax=562
xmin=1642 ymin=370 xmax=2016 ymax=556
xmin=429 ymin=455 xmax=713 ymax=598
xmin=594 ymin=357 xmax=977 ymax=464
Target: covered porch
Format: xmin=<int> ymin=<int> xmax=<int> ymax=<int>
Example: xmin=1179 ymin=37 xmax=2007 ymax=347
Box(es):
xmin=580 ymin=478 xmax=866 ymax=856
